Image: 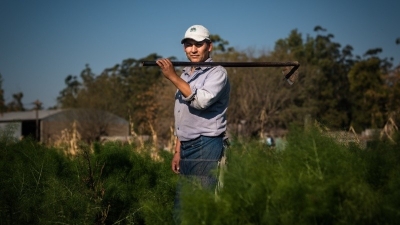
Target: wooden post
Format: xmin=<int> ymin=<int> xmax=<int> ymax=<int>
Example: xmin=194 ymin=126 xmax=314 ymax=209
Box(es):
xmin=33 ymin=100 xmax=42 ymax=141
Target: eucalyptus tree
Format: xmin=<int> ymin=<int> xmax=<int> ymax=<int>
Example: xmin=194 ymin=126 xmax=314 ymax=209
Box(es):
xmin=347 ymin=47 xmax=397 ymax=132
xmin=272 ymin=27 xmax=355 ymax=130
xmin=57 ymin=54 xmax=167 ymax=140
xmin=348 ymin=57 xmax=387 ymax=131
xmin=7 ymin=92 xmax=25 ymax=112
xmin=57 ymin=74 xmax=81 ymax=108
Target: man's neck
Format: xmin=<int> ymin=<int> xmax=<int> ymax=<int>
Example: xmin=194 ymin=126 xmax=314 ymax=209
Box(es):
xmin=190 ymin=67 xmax=196 ymax=75
xmin=189 ymin=57 xmax=210 ymax=75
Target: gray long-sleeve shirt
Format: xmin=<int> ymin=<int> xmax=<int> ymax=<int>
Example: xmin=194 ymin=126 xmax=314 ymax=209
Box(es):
xmin=174 ymin=58 xmax=230 ymax=141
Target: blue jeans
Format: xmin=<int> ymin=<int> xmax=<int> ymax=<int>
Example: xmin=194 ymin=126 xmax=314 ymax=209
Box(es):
xmin=173 ymin=135 xmax=224 ymax=224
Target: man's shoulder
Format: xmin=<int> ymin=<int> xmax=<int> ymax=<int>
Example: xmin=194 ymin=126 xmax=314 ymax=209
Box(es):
xmin=206 ymin=58 xmax=227 ymax=73
xmin=209 ymin=65 xmax=227 ymax=75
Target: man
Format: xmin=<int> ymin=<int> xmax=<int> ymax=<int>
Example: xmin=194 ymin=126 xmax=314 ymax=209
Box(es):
xmin=156 ymin=24 xmax=230 ymax=223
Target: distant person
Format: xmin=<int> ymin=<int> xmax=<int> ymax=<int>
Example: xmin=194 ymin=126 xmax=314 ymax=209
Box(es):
xmin=156 ymin=24 xmax=230 ymax=224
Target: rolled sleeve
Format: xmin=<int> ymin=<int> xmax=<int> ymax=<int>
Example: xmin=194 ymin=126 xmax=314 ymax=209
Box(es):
xmin=182 ymin=86 xmax=197 ymax=102
xmin=188 ymin=69 xmax=228 ymax=110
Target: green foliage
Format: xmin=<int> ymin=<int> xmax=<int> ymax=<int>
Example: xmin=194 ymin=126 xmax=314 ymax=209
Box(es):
xmin=7 ymin=92 xmax=25 ymax=112
xmin=2 ymin=128 xmax=400 ymax=224
xmin=0 ymin=137 xmax=90 ymax=224
xmin=348 ymin=58 xmax=388 ymax=131
xmin=90 ymin=142 xmax=177 ymax=224
xmin=275 ymin=28 xmax=352 ymax=129
xmin=0 ymin=139 xmax=176 ymax=225
xmin=57 ymin=53 xmax=166 ymax=134
xmin=179 ymin=127 xmax=400 ymax=225
xmin=210 ymin=34 xmax=234 ymax=53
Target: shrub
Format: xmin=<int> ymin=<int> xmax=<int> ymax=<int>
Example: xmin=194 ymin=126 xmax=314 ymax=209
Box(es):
xmin=179 ymin=127 xmax=400 ymax=225
xmin=2 ymin=126 xmax=400 ymax=224
xmin=0 ymin=139 xmax=177 ymax=225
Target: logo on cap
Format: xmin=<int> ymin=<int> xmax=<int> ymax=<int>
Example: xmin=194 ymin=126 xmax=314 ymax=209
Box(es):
xmin=190 ymin=27 xmax=196 ymax=32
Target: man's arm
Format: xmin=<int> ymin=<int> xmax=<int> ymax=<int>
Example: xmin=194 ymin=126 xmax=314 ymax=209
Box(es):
xmin=156 ymin=58 xmax=191 ymax=98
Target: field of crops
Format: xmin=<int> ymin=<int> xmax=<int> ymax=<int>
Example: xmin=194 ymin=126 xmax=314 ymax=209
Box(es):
xmin=1 ymin=126 xmax=399 ymax=224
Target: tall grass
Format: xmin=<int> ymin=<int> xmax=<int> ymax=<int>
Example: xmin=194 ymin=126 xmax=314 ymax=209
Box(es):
xmin=0 ymin=136 xmax=177 ymax=224
xmin=1 ymin=125 xmax=400 ymax=224
xmin=179 ymin=127 xmax=400 ymax=225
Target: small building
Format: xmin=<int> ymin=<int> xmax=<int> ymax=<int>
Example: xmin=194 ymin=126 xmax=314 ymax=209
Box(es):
xmin=0 ymin=109 xmax=129 ymax=144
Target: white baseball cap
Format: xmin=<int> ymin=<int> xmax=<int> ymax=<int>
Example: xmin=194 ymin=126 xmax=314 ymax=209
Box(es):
xmin=181 ymin=25 xmax=211 ymax=44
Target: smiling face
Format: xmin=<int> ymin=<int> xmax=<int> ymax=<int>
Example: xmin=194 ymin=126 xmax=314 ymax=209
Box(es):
xmin=183 ymin=39 xmax=213 ymax=62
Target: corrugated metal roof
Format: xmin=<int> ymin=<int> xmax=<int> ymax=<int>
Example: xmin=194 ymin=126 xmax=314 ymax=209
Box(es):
xmin=0 ymin=110 xmax=64 ymax=122
xmin=42 ymin=109 xmax=129 ymax=124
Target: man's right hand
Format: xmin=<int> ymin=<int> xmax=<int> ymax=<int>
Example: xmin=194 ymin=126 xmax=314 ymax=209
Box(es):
xmin=171 ymin=152 xmax=180 ymax=174
xmin=156 ymin=58 xmax=192 ymax=98
xmin=156 ymin=58 xmax=177 ymax=80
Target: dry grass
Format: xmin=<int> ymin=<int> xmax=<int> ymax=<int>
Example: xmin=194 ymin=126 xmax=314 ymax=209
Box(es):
xmin=53 ymin=120 xmax=81 ymax=156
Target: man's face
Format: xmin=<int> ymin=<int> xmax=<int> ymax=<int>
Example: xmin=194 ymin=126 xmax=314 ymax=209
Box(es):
xmin=183 ymin=39 xmax=213 ymax=62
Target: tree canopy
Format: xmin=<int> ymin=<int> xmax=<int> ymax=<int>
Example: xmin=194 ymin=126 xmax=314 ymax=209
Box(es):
xmin=2 ymin=26 xmax=400 ymax=142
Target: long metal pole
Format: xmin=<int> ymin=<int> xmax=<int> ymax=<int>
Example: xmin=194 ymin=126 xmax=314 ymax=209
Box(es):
xmin=140 ymin=61 xmax=300 ymax=81
xmin=141 ymin=61 xmax=299 ymax=67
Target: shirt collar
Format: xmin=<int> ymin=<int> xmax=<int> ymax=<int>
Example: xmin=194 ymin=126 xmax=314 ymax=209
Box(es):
xmin=183 ymin=58 xmax=213 ymax=74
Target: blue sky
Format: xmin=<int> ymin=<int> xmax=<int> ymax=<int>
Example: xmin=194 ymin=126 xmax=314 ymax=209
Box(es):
xmin=1 ymin=0 xmax=399 ymax=109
